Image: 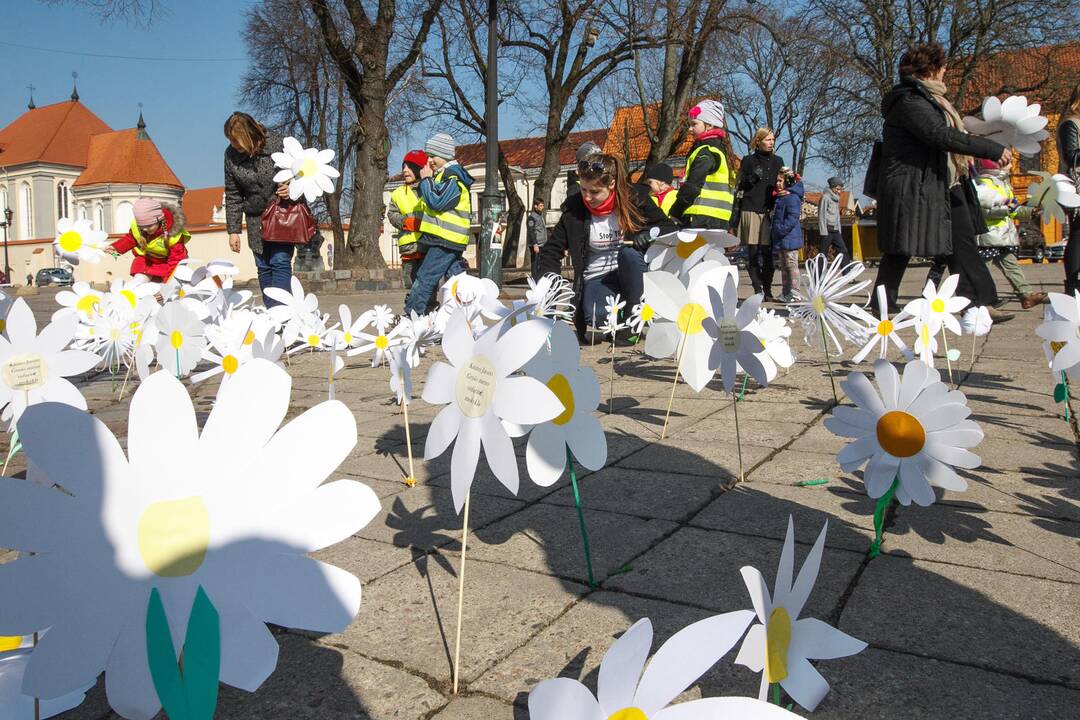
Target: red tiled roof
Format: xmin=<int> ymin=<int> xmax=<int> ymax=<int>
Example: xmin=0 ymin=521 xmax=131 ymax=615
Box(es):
xmin=456 ymin=128 xmax=609 ymax=169
xmin=183 ymin=186 xmax=225 ymax=227
xmin=74 ymin=128 xmax=183 ymax=189
xmin=952 ymin=42 xmax=1080 ymax=112
xmin=603 ymin=103 xmax=696 ymax=162
xmin=0 ymin=100 xmax=113 ymax=168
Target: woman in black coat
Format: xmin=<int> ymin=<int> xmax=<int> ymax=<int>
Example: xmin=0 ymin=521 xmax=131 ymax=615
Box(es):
xmin=871 ymin=43 xmax=1013 ymax=319
xmin=1057 ymin=82 xmax=1080 ymax=296
xmin=535 ymin=153 xmax=675 ymax=343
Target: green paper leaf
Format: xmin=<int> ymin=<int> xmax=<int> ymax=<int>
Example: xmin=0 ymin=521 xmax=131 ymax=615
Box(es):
xmin=946 ymin=348 xmax=961 ymax=362
xmin=146 ymin=589 xmax=186 ymax=720
xmin=145 ymin=586 xmax=221 ymax=720
xmin=795 ymin=478 xmax=829 ymax=487
xmin=1054 ymin=382 xmax=1068 ymax=403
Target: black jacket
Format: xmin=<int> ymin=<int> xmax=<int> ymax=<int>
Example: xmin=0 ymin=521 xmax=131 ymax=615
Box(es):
xmin=736 ymin=150 xmax=784 ymax=213
xmin=1058 ymin=116 xmax=1080 ymax=176
xmin=876 ymin=77 xmax=1004 ymax=257
xmin=536 ymin=185 xmax=674 ymax=339
xmin=670 ymin=136 xmax=731 ymax=229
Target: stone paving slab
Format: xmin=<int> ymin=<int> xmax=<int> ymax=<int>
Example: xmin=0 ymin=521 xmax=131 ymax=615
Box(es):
xmin=614 ymin=435 xmax=775 ymax=480
xmin=539 ymin=466 xmax=721 ymax=522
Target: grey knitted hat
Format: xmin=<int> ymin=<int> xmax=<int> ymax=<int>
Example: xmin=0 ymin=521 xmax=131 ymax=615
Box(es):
xmin=425 ymin=132 xmax=456 ymax=160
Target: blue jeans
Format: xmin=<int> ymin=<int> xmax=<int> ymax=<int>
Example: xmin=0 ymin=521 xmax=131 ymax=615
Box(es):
xmin=255 ymin=242 xmax=295 ymax=307
xmin=404 ymin=245 xmax=465 ymax=315
xmin=582 ymin=270 xmax=622 ymax=328
xmin=616 ymin=245 xmax=648 ymax=311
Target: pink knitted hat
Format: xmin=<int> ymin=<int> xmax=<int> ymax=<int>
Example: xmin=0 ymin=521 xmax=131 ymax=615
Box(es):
xmin=133 ymin=198 xmax=164 ymax=226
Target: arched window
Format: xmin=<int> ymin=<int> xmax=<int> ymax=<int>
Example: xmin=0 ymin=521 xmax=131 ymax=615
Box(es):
xmin=78 ymin=203 xmax=88 ymax=222
xmin=0 ymin=188 xmax=8 ymax=216
xmin=94 ymin=203 xmax=105 ymax=232
xmin=19 ymin=183 xmax=32 ymax=240
xmin=115 ymin=201 xmax=134 ymax=232
xmin=56 ymin=181 xmax=70 ymax=220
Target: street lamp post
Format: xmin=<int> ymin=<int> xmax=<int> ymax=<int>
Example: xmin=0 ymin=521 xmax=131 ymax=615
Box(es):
xmin=478 ymin=0 xmax=503 ymax=286
xmin=1 ymin=208 xmax=11 ymax=285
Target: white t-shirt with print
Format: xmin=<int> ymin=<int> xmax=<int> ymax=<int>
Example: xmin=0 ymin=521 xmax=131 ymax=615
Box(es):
xmin=583 ymin=213 xmax=623 ymax=280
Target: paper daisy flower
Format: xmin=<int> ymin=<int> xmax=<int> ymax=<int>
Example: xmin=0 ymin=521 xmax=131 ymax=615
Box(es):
xmin=190 ymin=321 xmax=253 ymax=388
xmin=642 ymin=262 xmax=736 ymax=392
xmin=106 ymin=278 xmax=159 ymax=312
xmin=903 ymin=275 xmax=968 ymax=337
xmin=348 ymin=317 xmax=405 ymax=368
xmin=963 ymin=95 xmax=1049 ymax=155
xmin=745 ymin=308 xmax=795 ymax=382
xmin=53 ymin=217 xmax=108 ymax=264
xmin=54 ymin=282 xmax=104 ymax=321
xmin=91 ymin=309 xmax=137 ymax=372
xmin=525 ymin=273 xmax=575 ymax=322
xmin=288 ymin=314 xmax=334 ymax=355
xmin=702 ymin=275 xmax=768 ymax=394
xmin=264 ymin=276 xmax=320 ymax=345
xmin=1036 ymin=291 xmax=1080 ymax=377
xmin=396 ymin=311 xmax=441 ymax=368
xmin=271 ymin=136 xmax=341 ymax=202
xmin=646 ymin=228 xmax=738 ymax=280
xmin=627 ymin=301 xmax=655 ymax=335
xmin=788 ymin=254 xmax=871 ymax=353
xmin=422 ymin=312 xmax=563 ymax=511
xmin=518 ymin=321 xmax=607 ymax=486
xmin=825 ymin=359 xmax=983 ymax=506
xmin=335 ymin=304 xmax=372 ymax=351
xmin=1 ymin=642 xmax=92 ymax=719
xmin=440 ymin=273 xmax=505 ymax=322
xmin=1025 ymin=171 xmax=1080 ymax=225
xmin=912 ymin=319 xmax=938 ymax=366
xmin=153 ymin=301 xmax=206 ymax=378
xmin=389 ymin=347 xmax=412 ymax=406
xmin=735 ymin=517 xmax=867 ymax=711
xmin=0 ymin=299 xmax=99 ymax=430
xmin=600 ymin=294 xmax=627 ymax=336
xmin=850 ymin=286 xmax=914 ymax=363
xmin=0 ymin=360 xmax=380 ymax=719
xmin=528 ymin=612 xmax=798 ymax=720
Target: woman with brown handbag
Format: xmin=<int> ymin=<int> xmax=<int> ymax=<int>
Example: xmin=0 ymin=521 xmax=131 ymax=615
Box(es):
xmin=224 ymin=112 xmax=310 ymax=307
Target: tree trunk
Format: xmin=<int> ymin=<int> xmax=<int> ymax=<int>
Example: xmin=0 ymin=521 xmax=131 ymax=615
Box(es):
xmin=341 ymin=83 xmax=391 ymax=269
xmin=497 ymin=149 xmax=525 ymax=268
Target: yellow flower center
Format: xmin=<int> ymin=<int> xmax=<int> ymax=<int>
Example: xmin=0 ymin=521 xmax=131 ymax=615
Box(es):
xmin=546 ymin=373 xmax=575 ymax=425
xmin=876 ymin=410 xmax=926 ymax=457
xmin=243 ymin=330 xmax=256 ymax=345
xmin=765 ymin=606 xmax=792 ymax=683
xmin=109 ymin=327 xmax=122 ymax=341
xmin=300 ymin=158 xmax=318 ymax=178
xmin=58 ymin=230 xmax=83 ymax=252
xmin=170 ymin=331 xmax=183 ymax=349
xmin=76 ymin=294 xmax=101 ymax=315
xmin=640 ymin=304 xmax=654 ymax=323
xmin=876 ymin=319 xmax=894 ymax=337
xmin=0 ymin=636 xmax=21 ymax=652
xmin=137 ymin=497 xmax=210 ymax=577
xmin=676 ymin=235 xmax=706 ymax=259
xmin=222 ymin=355 xmax=239 ymax=374
xmin=120 ymin=289 xmax=137 ymax=308
xmin=0 ymin=319 xmax=6 ymax=334
xmin=931 ymin=298 xmax=945 ymax=313
xmin=1050 ymin=340 xmax=1065 ymax=356
xmin=375 ymin=334 xmax=389 ymax=350
xmin=920 ymin=324 xmax=931 ymax=345
xmin=811 ymin=295 xmax=826 ymax=314
xmin=308 ymin=334 xmax=321 ymax=347
xmin=608 ymin=709 xmax=648 ymax=720
xmin=344 ymin=332 xmax=352 ymax=344
xmin=676 ymin=303 xmax=707 ymax=335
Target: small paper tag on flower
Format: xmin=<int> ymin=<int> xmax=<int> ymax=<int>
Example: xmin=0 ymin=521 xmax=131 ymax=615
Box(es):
xmin=2 ymin=354 xmax=48 ymax=390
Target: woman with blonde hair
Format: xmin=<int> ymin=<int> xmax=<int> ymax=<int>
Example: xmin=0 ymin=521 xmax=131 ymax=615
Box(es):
xmin=734 ymin=126 xmax=784 ymax=300
xmin=223 ymin=111 xmax=296 ymax=306
xmin=1057 ymin=82 xmax=1080 ymax=295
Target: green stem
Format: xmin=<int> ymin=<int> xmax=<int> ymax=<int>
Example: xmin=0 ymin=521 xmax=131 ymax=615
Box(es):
xmin=2 ymin=427 xmax=20 ymax=476
xmin=737 ymin=373 xmax=749 ymax=402
xmin=868 ymin=476 xmax=900 ymax=559
xmin=1064 ymin=372 xmax=1070 ymax=422
xmin=772 ymin=682 xmax=781 ymax=705
xmin=567 ymin=447 xmax=596 ymax=589
xmin=819 ymin=316 xmax=838 ymax=404
xmin=175 ymin=349 xmax=181 ymax=380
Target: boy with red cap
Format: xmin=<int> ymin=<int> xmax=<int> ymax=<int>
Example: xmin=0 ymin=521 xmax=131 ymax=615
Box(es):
xmin=387 ymin=150 xmax=428 ymax=289
xmin=108 ymin=198 xmax=190 ymax=281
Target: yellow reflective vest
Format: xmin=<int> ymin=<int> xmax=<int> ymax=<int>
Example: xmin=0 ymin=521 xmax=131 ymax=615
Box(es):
xmin=129 ymin=218 xmax=189 ymax=259
xmin=684 ymin=144 xmax=734 ymax=222
xmin=390 ymin=184 xmax=424 ymax=248
xmin=652 ymin=190 xmax=677 ymax=216
xmin=419 ymin=169 xmax=472 ymax=248
xmin=977 ymin=175 xmax=1013 ymax=229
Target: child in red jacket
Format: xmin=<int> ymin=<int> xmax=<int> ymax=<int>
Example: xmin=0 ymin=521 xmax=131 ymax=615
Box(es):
xmin=108 ymin=198 xmax=190 ymax=281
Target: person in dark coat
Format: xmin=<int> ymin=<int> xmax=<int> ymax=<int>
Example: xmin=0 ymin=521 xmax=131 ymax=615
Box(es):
xmin=223 ymin=111 xmax=297 ymax=307
xmin=536 ymin=153 xmax=674 ymax=343
xmin=870 ymin=43 xmax=1013 ymax=321
xmin=1057 ymin=81 xmax=1080 ymax=295
xmin=735 ymin=127 xmax=784 ymax=298
xmin=770 ymin=168 xmax=804 ymax=302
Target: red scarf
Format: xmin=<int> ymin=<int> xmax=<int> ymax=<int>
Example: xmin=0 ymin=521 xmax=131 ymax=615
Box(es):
xmin=583 ymin=191 xmax=616 ymax=216
xmin=695 ymin=128 xmax=726 ymax=141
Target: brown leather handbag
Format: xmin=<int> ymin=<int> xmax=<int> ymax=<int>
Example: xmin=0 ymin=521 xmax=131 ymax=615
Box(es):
xmin=260 ymin=198 xmax=316 ymax=245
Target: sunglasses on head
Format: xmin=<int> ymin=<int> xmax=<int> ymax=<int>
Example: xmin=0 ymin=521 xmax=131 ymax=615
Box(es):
xmin=578 ymin=159 xmax=608 ymax=174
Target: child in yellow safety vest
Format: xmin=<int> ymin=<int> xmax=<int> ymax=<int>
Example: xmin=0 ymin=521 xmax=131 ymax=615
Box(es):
xmin=387 ymin=149 xmax=428 ymax=289
xmin=668 ymin=100 xmax=735 ymax=230
xmin=108 ymin=198 xmax=189 ymax=281
xmin=644 ymin=162 xmax=677 ymax=216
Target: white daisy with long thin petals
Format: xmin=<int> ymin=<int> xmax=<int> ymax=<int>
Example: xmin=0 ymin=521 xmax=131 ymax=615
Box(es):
xmin=1035 ymin=291 xmax=1080 ymax=378
xmin=422 ymin=312 xmax=563 ymax=511
xmin=271 ymin=136 xmax=340 ymax=202
xmin=528 ymin=612 xmax=799 ymax=720
xmin=53 ymin=217 xmax=108 ymax=265
xmin=788 ymin=254 xmax=871 ymax=353
xmin=642 ymin=262 xmax=736 ymax=392
xmin=903 ymin=275 xmax=969 ymax=338
xmin=0 ymin=299 xmax=100 ymax=430
xmin=525 ymin=273 xmax=575 ymax=323
xmin=735 ymin=517 xmax=867 ymax=711
xmin=519 ymin=321 xmax=606 ymax=486
xmin=912 ymin=318 xmax=938 ymax=366
xmin=825 ymin=359 xmax=983 ymax=506
xmin=264 ymin=276 xmax=320 ymax=345
xmin=0 ymin=360 xmax=380 ymax=720
xmin=396 ymin=311 xmax=441 ymax=368
xmin=348 ymin=319 xmax=405 ymax=368
xmin=849 ymin=286 xmax=914 ymax=363
xmin=628 ymin=300 xmax=655 ymax=335
xmin=702 ymin=275 xmax=768 ymax=394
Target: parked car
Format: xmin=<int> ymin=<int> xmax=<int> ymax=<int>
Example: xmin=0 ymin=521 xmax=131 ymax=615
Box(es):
xmin=35 ymin=267 xmax=74 ymax=287
xmin=1018 ymin=225 xmax=1065 ymax=263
